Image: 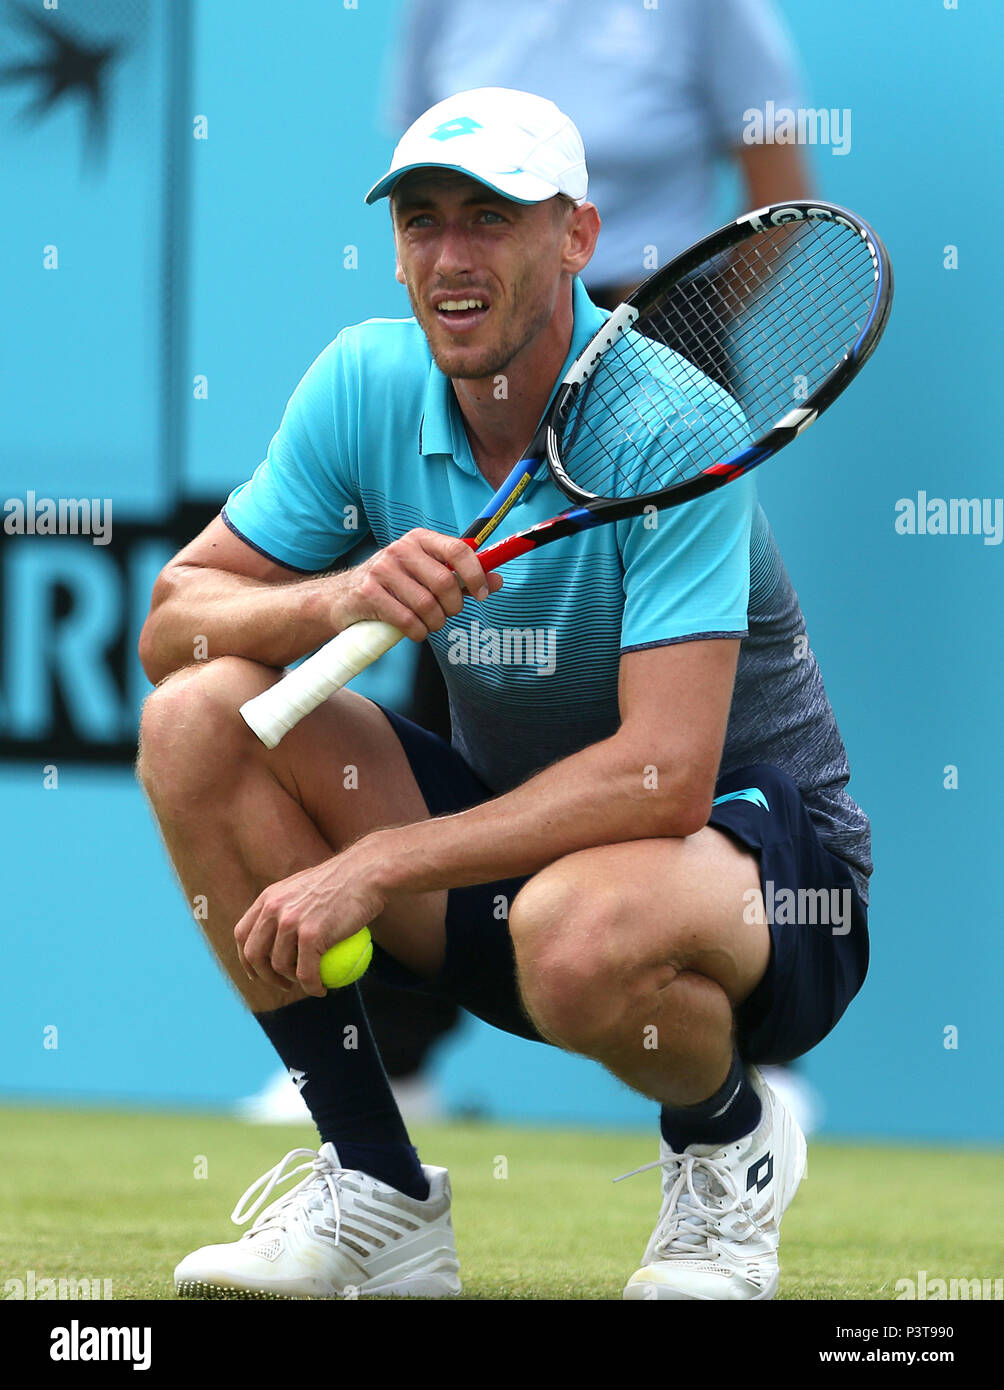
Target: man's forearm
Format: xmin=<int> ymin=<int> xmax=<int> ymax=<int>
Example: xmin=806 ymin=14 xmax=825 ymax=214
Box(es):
xmin=139 ymin=566 xmax=348 ymax=684
xmin=365 ymin=732 xmax=712 ymax=900
xmin=139 ymin=524 xmax=503 ymax=686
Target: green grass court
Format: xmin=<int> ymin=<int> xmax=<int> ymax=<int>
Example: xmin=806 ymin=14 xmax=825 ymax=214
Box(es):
xmin=2 ymin=1106 xmax=1001 ymax=1301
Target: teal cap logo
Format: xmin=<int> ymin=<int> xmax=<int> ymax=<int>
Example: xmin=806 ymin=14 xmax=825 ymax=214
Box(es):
xmin=430 ymin=116 xmax=483 ymax=142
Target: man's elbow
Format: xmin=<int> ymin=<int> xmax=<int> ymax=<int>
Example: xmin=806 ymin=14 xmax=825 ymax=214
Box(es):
xmin=138 ymin=570 xmax=179 ymax=686
xmin=632 ymin=762 xmax=716 ymax=840
xmin=138 ymin=619 xmax=164 ymax=686
xmin=658 ymin=786 xmax=715 ymax=839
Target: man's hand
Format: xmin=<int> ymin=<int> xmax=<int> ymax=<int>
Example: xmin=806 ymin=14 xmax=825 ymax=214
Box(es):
xmin=234 ymin=843 xmax=389 ymax=998
xmin=341 ymin=529 xmax=504 ymax=642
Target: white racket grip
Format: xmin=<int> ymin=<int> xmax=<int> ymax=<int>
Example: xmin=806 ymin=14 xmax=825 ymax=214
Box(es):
xmin=239 ymin=620 xmax=405 ymax=748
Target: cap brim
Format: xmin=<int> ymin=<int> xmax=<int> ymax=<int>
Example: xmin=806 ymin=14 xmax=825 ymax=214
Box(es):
xmin=365 ymin=162 xmax=560 ymax=206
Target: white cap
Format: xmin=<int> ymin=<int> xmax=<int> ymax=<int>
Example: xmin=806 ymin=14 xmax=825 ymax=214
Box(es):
xmin=365 ymin=87 xmax=588 ymax=206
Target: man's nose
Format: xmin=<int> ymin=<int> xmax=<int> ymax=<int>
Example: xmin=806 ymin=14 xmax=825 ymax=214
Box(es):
xmin=434 ymin=223 xmax=474 ymax=278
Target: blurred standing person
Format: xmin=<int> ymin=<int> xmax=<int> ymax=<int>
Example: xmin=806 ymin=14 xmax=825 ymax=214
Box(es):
xmin=391 ymin=0 xmax=812 ymax=307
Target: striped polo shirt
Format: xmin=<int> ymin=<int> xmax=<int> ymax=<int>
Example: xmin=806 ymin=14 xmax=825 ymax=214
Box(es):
xmin=223 ymin=277 xmax=871 ymax=901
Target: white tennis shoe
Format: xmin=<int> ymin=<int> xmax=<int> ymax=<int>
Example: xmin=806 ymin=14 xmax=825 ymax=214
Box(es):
xmin=621 ymin=1067 xmax=807 ymax=1300
xmin=174 ymin=1143 xmax=461 ymax=1299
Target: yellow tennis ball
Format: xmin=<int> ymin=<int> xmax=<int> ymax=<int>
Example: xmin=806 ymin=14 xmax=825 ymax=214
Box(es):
xmin=319 ymin=927 xmax=373 ymax=989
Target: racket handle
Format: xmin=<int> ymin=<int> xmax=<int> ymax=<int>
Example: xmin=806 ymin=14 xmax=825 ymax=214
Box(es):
xmin=239 ymin=620 xmax=405 ymax=748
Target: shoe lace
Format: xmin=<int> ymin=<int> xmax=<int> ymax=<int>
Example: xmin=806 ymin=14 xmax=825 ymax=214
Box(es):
xmin=230 ymin=1147 xmax=345 ymax=1245
xmin=614 ymin=1151 xmax=766 ymax=1256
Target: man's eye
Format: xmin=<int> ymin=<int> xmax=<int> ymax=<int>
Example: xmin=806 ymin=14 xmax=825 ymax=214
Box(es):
xmin=479 ymin=210 xmax=505 ymax=224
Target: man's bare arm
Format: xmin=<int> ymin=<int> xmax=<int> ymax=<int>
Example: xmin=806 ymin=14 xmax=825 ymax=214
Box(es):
xmin=138 ymin=515 xmax=501 ymax=685
xmin=735 ymin=141 xmax=812 ymax=209
xmin=138 ymin=517 xmax=339 ymax=684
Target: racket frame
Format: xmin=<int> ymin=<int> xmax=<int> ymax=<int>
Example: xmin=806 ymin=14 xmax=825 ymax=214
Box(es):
xmin=541 ymin=200 xmax=894 ymax=523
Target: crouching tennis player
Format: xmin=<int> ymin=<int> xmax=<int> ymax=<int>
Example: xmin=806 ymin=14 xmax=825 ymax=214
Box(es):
xmin=137 ymin=88 xmax=869 ymax=1301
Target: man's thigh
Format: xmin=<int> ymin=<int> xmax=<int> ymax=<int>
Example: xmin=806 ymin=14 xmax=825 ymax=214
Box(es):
xmin=507 ymin=763 xmax=870 ymax=1067
xmin=358 ymin=717 xmax=869 ymax=1065
xmin=427 ymin=758 xmax=867 ymax=1067
xmin=508 ymin=830 xmax=770 ymax=1008
xmin=143 ymin=658 xmax=451 ymax=979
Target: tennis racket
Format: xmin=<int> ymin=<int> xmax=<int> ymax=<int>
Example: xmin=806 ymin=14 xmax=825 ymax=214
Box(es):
xmin=240 ymin=200 xmax=893 ymax=748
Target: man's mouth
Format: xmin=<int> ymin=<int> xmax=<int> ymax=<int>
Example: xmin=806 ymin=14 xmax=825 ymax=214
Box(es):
xmin=432 ymin=295 xmax=491 ymax=332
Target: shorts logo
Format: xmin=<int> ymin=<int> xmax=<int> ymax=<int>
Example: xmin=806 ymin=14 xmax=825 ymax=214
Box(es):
xmin=430 ymin=116 xmax=482 ymax=142
xmin=746 ymin=1152 xmax=774 ymax=1194
xmin=713 ymin=787 xmax=770 ymax=812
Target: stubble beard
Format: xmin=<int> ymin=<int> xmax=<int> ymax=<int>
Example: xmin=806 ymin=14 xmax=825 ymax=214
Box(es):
xmin=410 ymin=268 xmax=556 ymax=383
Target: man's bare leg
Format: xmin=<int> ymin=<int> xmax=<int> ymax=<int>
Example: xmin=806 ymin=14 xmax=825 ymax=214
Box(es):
xmin=141 ymin=658 xmax=465 ymax=1299
xmin=508 ymin=831 xmax=769 ymax=1109
xmin=136 ymin=654 xmax=447 ymax=1006
xmin=510 ymin=835 xmax=806 ymax=1303
xmin=137 ymin=653 xmax=452 ymax=1210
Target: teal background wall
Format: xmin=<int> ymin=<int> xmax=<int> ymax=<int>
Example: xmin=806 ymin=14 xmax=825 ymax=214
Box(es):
xmin=1 ymin=0 xmax=1000 ymax=1141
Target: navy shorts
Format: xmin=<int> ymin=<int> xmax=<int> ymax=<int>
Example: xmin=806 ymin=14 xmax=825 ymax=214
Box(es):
xmin=369 ymin=706 xmax=869 ymax=1066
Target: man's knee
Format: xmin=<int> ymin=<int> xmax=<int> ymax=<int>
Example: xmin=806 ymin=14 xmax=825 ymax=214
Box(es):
xmin=509 ymin=856 xmax=674 ymax=1052
xmin=136 ymin=656 xmax=274 ymax=807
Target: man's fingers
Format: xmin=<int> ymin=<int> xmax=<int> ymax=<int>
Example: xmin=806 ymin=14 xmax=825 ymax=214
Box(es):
xmin=233 ymin=906 xmax=256 ymax=979
xmin=404 ymin=557 xmax=467 ymax=618
xmin=381 ymin=570 xmax=451 ymax=634
xmin=433 ymin=536 xmax=491 ymax=599
xmin=294 ymin=934 xmax=326 ymax=999
xmin=269 ymin=920 xmax=301 ymax=984
xmin=236 ymin=901 xmax=290 ymax=991
xmin=358 ymin=531 xmax=500 ymax=637
xmin=395 ymin=531 xmax=490 ymax=600
xmin=355 ymin=571 xmax=434 ymax=642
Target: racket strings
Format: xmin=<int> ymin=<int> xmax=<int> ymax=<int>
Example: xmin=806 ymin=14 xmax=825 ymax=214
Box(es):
xmin=558 ymin=219 xmax=879 ymax=502
xmin=703 ymin=230 xmax=871 ymax=378
xmin=656 ymin=223 xmax=869 ymax=394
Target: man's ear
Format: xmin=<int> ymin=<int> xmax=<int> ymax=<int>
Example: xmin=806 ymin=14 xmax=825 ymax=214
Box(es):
xmin=563 ymin=201 xmax=602 ymax=278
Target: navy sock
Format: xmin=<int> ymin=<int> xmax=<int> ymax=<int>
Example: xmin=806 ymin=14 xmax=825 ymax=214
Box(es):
xmin=254 ymin=986 xmax=430 ymax=1201
xmin=660 ymin=1050 xmax=761 ymax=1152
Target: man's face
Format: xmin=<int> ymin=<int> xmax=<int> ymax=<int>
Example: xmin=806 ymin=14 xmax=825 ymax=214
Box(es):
xmin=391 ymin=171 xmax=575 ymax=381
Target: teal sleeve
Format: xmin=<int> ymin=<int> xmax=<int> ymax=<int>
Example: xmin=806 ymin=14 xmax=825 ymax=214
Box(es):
xmin=617 ymin=472 xmax=754 ymax=650
xmin=222 ymin=335 xmax=367 ymax=572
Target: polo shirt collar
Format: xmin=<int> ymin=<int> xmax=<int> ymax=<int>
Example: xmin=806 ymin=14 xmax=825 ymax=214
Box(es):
xmin=418 ymin=276 xmax=607 ymax=476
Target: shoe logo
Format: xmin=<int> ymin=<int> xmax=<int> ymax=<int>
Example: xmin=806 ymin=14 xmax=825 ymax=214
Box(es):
xmin=746 ymin=1152 xmax=774 ymax=1194
xmin=288 ymin=1067 xmax=307 ymax=1094
xmin=713 ymin=787 xmax=770 ymax=812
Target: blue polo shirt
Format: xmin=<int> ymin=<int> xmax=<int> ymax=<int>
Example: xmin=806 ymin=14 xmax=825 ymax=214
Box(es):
xmin=224 ymin=277 xmax=754 ymax=791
